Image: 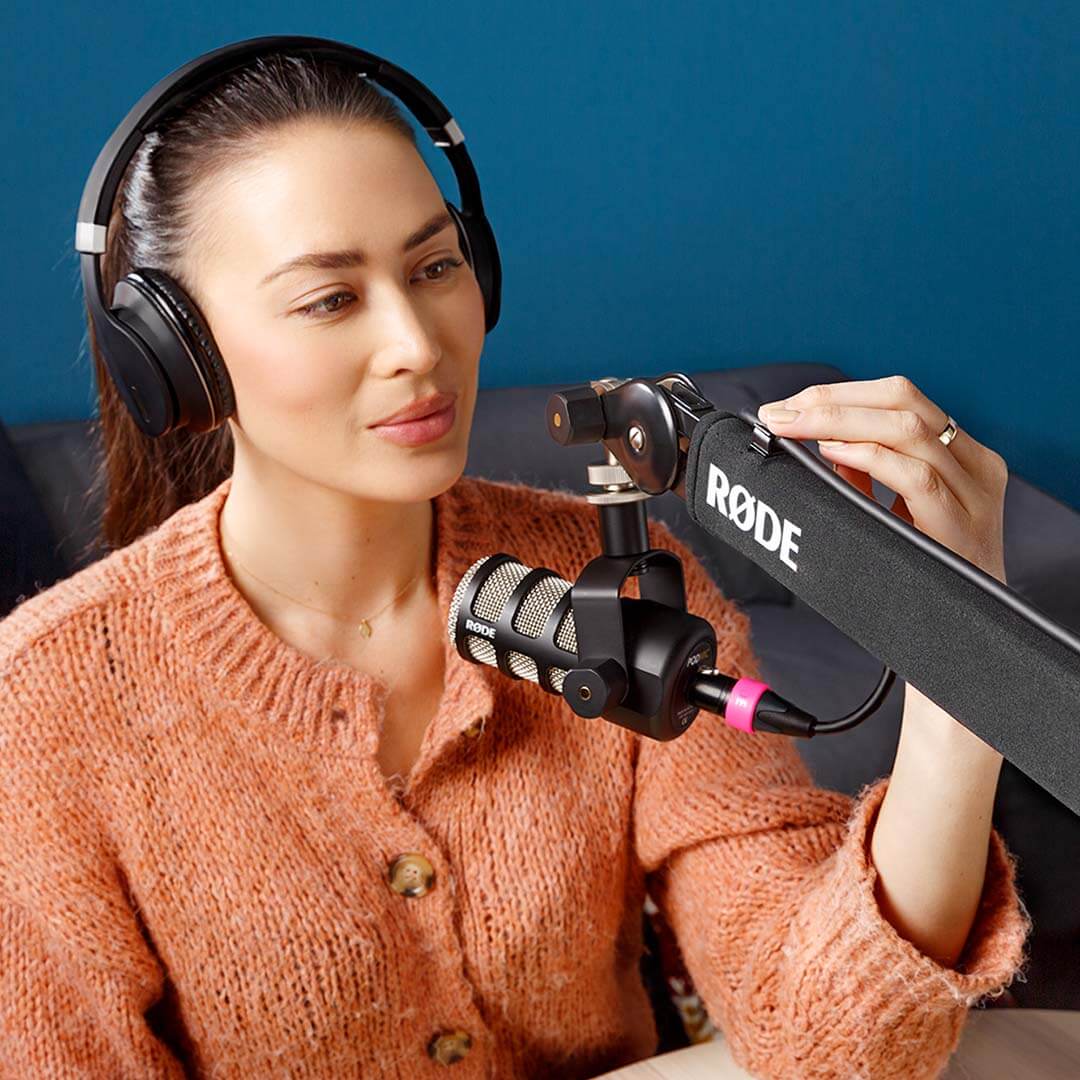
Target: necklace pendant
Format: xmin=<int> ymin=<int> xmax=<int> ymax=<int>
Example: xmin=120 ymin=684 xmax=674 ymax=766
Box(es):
xmin=358 ymin=619 xmax=373 ymax=638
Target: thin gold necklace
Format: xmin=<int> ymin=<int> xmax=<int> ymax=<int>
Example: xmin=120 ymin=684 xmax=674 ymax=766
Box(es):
xmin=220 ymin=522 xmax=429 ymax=639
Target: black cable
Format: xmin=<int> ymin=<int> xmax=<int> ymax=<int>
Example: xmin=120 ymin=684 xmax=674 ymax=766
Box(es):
xmin=810 ymin=665 xmax=897 ymax=735
xmin=688 ymin=663 xmax=897 ymax=737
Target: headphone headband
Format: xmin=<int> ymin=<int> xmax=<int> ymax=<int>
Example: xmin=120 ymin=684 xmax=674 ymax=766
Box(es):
xmin=76 ymin=34 xmax=487 ymax=251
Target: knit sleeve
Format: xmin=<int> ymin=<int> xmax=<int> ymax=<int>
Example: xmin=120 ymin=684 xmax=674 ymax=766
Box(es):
xmin=0 ymin=643 xmax=187 ymax=1079
xmin=632 ymin=519 xmax=1033 ymax=1080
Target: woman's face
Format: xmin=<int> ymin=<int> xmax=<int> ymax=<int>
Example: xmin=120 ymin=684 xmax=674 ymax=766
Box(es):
xmin=186 ymin=118 xmax=487 ymax=503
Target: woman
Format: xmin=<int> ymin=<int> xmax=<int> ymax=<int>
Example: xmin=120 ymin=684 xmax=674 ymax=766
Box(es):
xmin=0 ymin=45 xmax=1030 ymax=1079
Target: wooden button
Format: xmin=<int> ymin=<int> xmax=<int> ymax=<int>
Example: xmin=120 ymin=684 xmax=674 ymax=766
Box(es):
xmin=387 ymin=853 xmax=435 ymax=897
xmin=427 ymin=1029 xmax=472 ymax=1065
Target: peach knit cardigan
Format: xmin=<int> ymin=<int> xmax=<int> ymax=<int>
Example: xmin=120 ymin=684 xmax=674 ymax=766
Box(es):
xmin=0 ymin=473 xmax=1031 ymax=1078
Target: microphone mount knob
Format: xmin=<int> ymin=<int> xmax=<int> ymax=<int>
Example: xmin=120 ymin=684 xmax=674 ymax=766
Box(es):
xmin=546 ymin=385 xmax=606 ymax=446
xmin=562 ymin=658 xmax=628 ymax=719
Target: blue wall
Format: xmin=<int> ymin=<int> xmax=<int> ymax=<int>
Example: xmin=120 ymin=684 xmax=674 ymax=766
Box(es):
xmin=4 ymin=2 xmax=1078 ymax=508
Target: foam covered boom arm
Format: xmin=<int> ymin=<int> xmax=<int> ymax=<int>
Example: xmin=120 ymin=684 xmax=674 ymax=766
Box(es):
xmin=683 ymin=409 xmax=1080 ymax=815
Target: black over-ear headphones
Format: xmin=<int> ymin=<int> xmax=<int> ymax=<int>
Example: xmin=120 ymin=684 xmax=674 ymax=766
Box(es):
xmin=75 ymin=35 xmax=502 ymax=439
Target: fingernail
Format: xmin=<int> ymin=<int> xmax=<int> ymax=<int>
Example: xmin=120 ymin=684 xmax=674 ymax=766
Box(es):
xmin=818 ymin=440 xmax=846 ymax=449
xmin=759 ymin=406 xmax=801 ymax=424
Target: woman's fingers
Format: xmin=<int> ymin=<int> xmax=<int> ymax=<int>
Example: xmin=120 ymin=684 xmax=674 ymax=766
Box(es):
xmin=765 ymin=401 xmax=982 ymax=514
xmin=890 ymin=491 xmax=915 ymax=524
xmin=828 ymin=451 xmax=915 ymax=525
xmin=758 ymin=375 xmax=1009 ymax=578
xmin=777 ymin=375 xmax=997 ymax=484
xmin=818 ymin=438 xmax=968 ymax=541
xmin=831 ymin=459 xmax=874 ymax=498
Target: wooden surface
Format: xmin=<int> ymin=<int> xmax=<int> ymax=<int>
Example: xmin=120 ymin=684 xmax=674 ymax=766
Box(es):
xmin=593 ymin=1009 xmax=1080 ymax=1079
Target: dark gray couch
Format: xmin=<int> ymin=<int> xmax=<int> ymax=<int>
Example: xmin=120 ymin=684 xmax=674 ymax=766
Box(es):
xmin=4 ymin=361 xmax=1079 ymax=1022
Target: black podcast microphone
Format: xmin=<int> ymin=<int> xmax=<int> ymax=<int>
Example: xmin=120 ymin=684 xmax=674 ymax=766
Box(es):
xmin=448 ymin=551 xmax=882 ymax=741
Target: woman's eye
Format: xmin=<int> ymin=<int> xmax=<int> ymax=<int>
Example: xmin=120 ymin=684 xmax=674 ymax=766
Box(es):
xmin=295 ymin=258 xmax=465 ymax=319
xmin=416 ymin=257 xmax=465 ymax=283
xmin=297 ymin=291 xmax=356 ymax=318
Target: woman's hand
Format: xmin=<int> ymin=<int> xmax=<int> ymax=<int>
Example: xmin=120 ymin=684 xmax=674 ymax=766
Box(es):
xmin=756 ymin=375 xmax=1010 ymax=584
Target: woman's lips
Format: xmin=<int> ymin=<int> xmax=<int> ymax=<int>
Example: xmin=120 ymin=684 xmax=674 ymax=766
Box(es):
xmin=369 ymin=400 xmax=457 ymax=447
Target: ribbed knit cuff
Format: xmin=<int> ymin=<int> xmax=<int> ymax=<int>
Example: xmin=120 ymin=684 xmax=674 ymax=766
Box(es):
xmin=807 ymin=775 xmax=1033 ymax=1012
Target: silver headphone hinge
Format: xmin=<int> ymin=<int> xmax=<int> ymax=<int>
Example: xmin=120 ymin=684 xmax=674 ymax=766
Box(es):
xmin=75 ymin=222 xmax=107 ymax=254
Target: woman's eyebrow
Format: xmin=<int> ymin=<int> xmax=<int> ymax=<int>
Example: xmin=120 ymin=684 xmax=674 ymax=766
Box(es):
xmin=259 ymin=210 xmax=455 ymax=287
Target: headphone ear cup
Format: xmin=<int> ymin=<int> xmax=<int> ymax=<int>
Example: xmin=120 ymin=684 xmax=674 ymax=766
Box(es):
xmin=115 ymin=268 xmax=236 ymax=433
xmin=445 ymin=200 xmax=501 ymax=333
xmin=132 ymin=270 xmax=236 ymax=429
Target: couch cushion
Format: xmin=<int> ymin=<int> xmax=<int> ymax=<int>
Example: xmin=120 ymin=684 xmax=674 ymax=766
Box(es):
xmin=0 ymin=420 xmax=68 ymax=617
xmin=6 ymin=418 xmax=106 ymax=574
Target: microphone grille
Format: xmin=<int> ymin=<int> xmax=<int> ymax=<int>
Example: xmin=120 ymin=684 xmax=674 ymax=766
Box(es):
xmin=554 ymin=608 xmax=577 ymax=655
xmin=475 ymin=559 xmax=532 ymax=621
xmin=512 ymin=574 xmax=571 ymax=638
xmin=449 ymin=556 xmax=537 ymax=667
xmin=447 ymin=555 xmax=492 ymax=647
xmin=467 ymin=636 xmax=497 ymax=665
xmin=448 ymin=554 xmax=578 ymax=691
xmin=507 ymin=650 xmax=538 ymax=680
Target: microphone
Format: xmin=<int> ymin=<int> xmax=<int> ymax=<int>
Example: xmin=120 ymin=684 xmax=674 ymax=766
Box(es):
xmin=448 ymin=552 xmax=848 ymax=741
xmin=447 ymin=554 xmax=579 ymax=693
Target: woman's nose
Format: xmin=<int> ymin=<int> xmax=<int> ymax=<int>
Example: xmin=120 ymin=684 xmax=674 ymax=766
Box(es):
xmin=368 ymin=283 xmax=442 ymax=377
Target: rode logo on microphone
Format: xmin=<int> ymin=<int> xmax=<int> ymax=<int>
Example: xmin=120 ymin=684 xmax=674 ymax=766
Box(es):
xmin=465 ymin=617 xmax=496 ymax=639
xmin=704 ymin=463 xmax=801 ymax=572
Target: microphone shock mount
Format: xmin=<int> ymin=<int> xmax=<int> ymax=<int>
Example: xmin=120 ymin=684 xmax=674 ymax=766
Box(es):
xmin=541 ymin=374 xmax=896 ymax=740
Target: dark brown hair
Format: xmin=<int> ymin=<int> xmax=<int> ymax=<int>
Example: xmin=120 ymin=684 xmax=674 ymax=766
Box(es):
xmin=83 ymin=52 xmax=418 ymax=558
